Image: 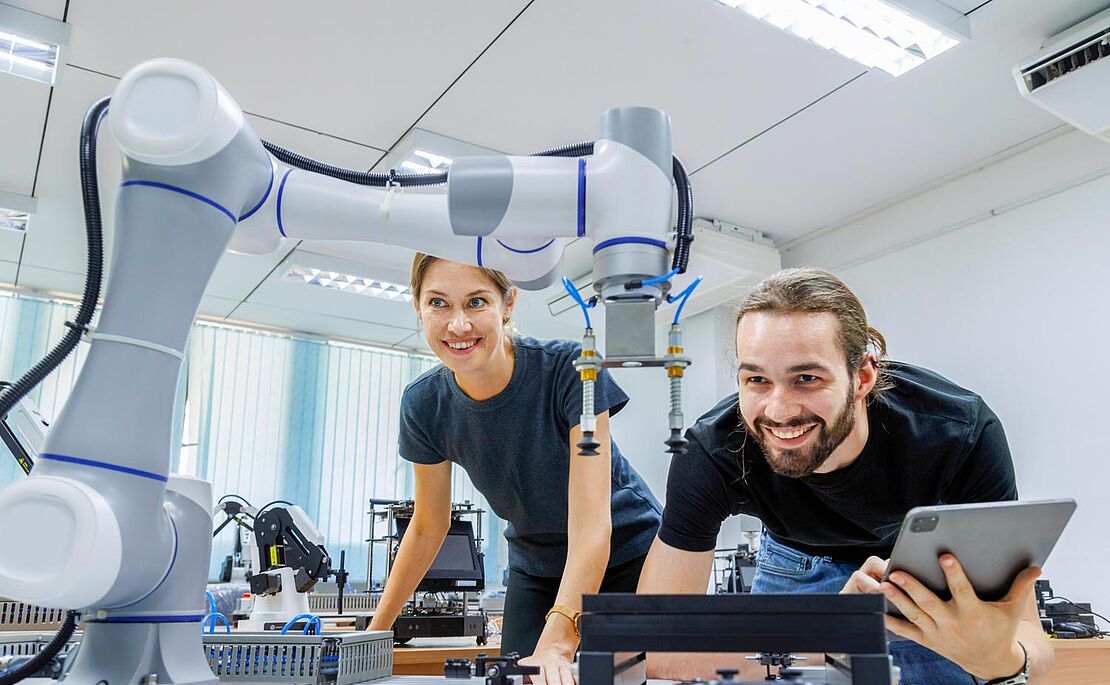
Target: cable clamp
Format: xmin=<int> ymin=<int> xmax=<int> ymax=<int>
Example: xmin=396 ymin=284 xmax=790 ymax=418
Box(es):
xmin=82 ymin=327 xmax=185 ymax=361
xmin=381 ymin=169 xmax=402 ymax=216
xmin=64 ymin=319 xmax=90 ymax=335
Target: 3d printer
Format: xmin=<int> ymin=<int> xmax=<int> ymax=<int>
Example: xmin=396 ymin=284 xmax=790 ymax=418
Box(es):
xmin=369 ymin=498 xmax=490 ymax=645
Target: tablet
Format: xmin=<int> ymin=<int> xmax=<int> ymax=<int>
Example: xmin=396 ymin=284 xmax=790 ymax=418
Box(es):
xmin=882 ymin=499 xmax=1076 ymax=606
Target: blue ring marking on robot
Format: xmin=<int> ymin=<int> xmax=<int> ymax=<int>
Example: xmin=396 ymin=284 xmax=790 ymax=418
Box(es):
xmin=88 ymin=614 xmax=205 ymax=624
xmin=114 ymin=517 xmax=179 ymax=609
xmin=276 ymin=169 xmax=295 ymax=237
xmin=592 ymin=236 xmax=667 ymax=253
xmin=120 ymin=181 xmax=235 ymax=224
xmin=495 ymin=239 xmax=554 ymax=254
xmin=238 ymin=164 xmax=275 ymax=222
xmin=577 ymin=158 xmax=586 ymax=237
xmin=476 ymin=236 xmax=484 ymax=267
xmin=39 ymin=453 xmax=168 ymax=483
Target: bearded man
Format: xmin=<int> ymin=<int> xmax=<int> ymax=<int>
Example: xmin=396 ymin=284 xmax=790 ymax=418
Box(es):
xmin=636 ymin=268 xmax=1052 ymax=685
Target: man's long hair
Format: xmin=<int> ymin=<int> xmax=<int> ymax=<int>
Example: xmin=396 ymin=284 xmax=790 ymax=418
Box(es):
xmin=736 ymin=268 xmax=893 ymax=399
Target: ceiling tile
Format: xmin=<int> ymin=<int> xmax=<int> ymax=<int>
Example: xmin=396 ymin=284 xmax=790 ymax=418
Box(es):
xmin=0 ymin=232 xmax=24 ymax=263
xmin=16 ymin=66 xmax=120 ymax=282
xmin=1 ymin=1 xmax=66 ymax=19
xmin=63 ymin=0 xmax=531 ymax=150
xmin=15 ymin=263 xmax=86 ymax=294
xmin=0 ymin=259 xmax=18 ymax=285
xmin=230 ymin=301 xmax=422 ymax=351
xmin=197 ymin=294 xmax=240 ymax=320
xmin=419 ymin=0 xmax=863 ymax=170
xmin=0 ymin=74 xmax=50 ymax=195
xmin=939 ymin=1 xmax=987 ymax=13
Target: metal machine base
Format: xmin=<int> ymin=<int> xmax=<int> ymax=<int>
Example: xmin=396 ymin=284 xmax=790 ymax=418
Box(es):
xmin=392 ymin=613 xmax=489 ymax=645
xmin=578 ymin=594 xmax=894 ymax=685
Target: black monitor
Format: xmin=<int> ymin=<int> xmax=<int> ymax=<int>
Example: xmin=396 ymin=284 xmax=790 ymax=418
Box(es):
xmin=396 ymin=518 xmax=484 ymax=592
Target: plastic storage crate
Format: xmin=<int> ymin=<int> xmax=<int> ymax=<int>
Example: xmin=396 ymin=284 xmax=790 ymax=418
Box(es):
xmin=0 ymin=601 xmax=66 ymax=631
xmin=0 ymin=631 xmax=80 ymax=659
xmin=307 ymin=593 xmax=378 ymax=613
xmin=202 ymin=631 xmax=392 ymax=685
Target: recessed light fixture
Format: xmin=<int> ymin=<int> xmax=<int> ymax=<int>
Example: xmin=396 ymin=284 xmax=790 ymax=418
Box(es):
xmin=0 ymin=5 xmax=69 ymax=86
xmin=379 ymin=130 xmax=501 ymax=187
xmin=284 ymin=265 xmax=413 ymax=302
xmin=0 ymin=207 xmax=30 ymax=232
xmin=720 ymin=0 xmax=969 ymax=77
xmin=400 ymin=149 xmax=454 ymax=175
xmin=0 ymin=192 xmax=35 ymax=233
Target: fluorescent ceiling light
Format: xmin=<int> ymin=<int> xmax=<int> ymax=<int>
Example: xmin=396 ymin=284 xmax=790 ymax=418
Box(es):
xmin=0 ymin=192 xmax=35 ymax=233
xmin=0 ymin=4 xmax=69 ymax=87
xmin=0 ymin=29 xmax=57 ymax=85
xmin=284 ymin=265 xmax=413 ymax=302
xmin=721 ymin=0 xmax=966 ymax=77
xmin=378 ymin=130 xmax=500 ymax=192
xmin=399 ymin=149 xmax=454 ymax=175
xmin=0 ymin=207 xmax=29 ymax=232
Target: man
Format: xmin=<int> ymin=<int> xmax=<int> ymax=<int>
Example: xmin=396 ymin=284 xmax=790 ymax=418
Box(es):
xmin=637 ymin=268 xmax=1051 ymax=684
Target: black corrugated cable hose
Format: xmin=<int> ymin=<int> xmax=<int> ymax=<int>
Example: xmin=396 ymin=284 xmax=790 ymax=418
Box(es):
xmin=670 ymin=155 xmax=694 ymax=274
xmin=261 ymin=140 xmax=449 ymax=187
xmin=0 ymin=610 xmax=78 ymax=685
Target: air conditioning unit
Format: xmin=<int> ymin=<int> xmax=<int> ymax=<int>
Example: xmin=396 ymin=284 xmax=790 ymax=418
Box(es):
xmin=1014 ymin=7 xmax=1110 ymax=143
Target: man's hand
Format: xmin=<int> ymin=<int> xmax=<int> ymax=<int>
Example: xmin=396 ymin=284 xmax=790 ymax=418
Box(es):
xmin=519 ymin=650 xmax=575 ymax=685
xmin=842 ymin=553 xmax=1039 ymax=681
xmin=840 ymin=556 xmax=888 ymax=594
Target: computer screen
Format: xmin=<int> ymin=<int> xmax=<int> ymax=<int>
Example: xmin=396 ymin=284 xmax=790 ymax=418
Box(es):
xmin=396 ymin=518 xmax=484 ymax=592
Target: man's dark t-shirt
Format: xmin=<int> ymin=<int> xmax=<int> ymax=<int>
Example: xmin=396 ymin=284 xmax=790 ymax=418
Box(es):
xmin=658 ymin=362 xmax=1017 ymax=565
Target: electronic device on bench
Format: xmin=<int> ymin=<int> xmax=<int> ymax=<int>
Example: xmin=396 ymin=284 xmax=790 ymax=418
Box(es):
xmin=373 ymin=500 xmax=490 ymax=644
xmin=577 ymin=593 xmax=897 ymax=685
xmin=882 ymin=499 xmax=1076 ymax=616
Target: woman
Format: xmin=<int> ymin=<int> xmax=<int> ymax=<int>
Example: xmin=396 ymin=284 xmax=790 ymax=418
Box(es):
xmin=368 ymin=254 xmax=662 ymax=685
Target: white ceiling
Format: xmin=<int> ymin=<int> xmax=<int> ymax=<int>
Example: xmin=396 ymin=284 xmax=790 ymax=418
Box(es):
xmin=1 ymin=0 xmax=1107 ymax=349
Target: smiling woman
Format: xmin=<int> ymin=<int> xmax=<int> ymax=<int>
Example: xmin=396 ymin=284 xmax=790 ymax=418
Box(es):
xmin=367 ymin=253 xmax=663 ymax=685
xmin=408 ymin=255 xmax=518 ymax=401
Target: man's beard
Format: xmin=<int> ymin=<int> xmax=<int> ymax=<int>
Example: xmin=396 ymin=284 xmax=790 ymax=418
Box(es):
xmin=741 ymin=385 xmax=856 ymax=478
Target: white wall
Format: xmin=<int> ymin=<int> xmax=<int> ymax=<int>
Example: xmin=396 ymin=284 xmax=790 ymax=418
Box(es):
xmin=783 ymin=129 xmax=1110 ymax=615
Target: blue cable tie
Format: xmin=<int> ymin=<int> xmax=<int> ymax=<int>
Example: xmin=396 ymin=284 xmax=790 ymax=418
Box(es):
xmin=561 ymin=277 xmax=593 ymax=330
xmin=641 ymin=267 xmax=680 ymax=287
xmin=667 ymin=275 xmax=704 ymax=324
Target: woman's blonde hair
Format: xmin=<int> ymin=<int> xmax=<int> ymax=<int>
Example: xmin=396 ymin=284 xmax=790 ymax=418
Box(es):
xmin=410 ymin=253 xmax=517 ymax=334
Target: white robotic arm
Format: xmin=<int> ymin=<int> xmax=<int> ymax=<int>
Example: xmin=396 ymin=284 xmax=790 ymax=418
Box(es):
xmin=0 ymin=58 xmax=693 ymax=685
xmin=109 ymin=60 xmax=676 ymax=295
